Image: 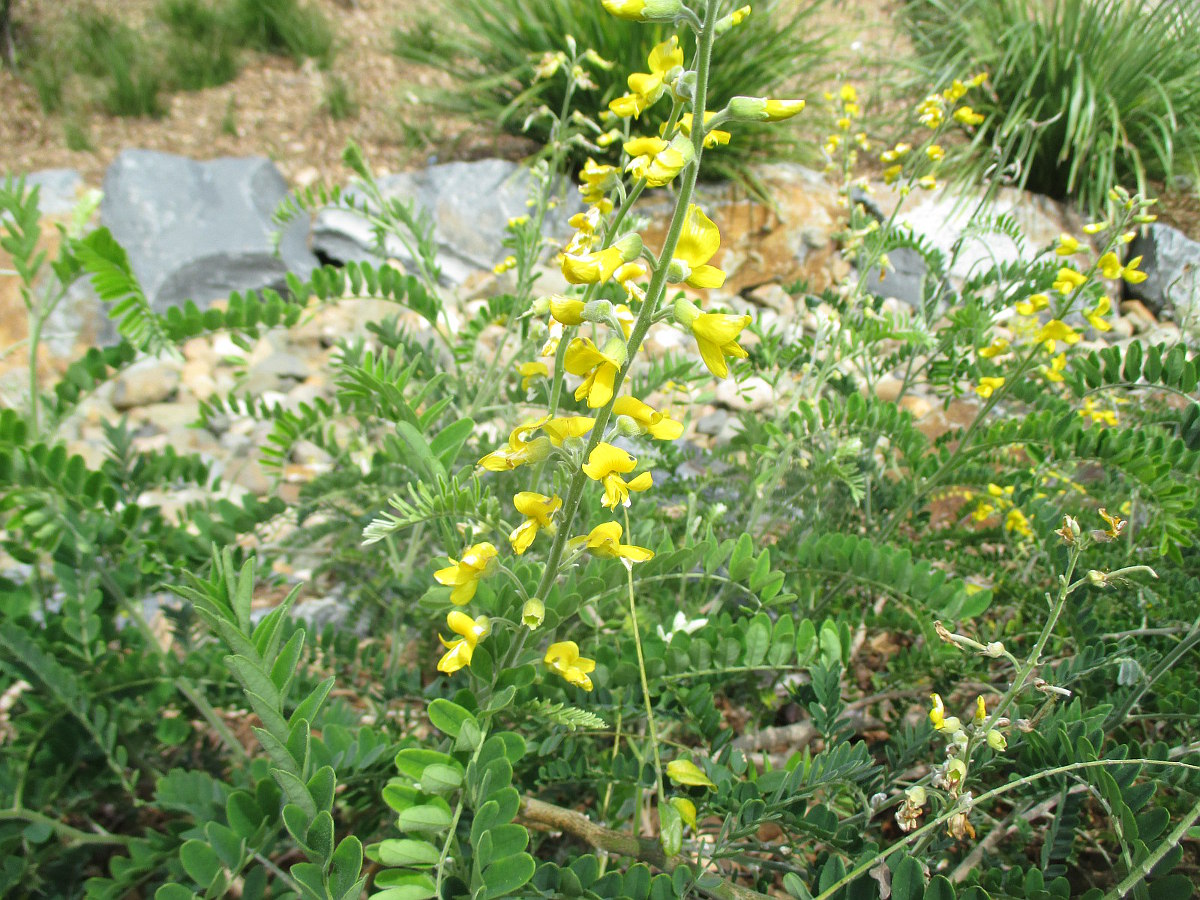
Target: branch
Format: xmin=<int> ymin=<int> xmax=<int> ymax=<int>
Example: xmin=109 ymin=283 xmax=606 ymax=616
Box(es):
xmin=519 ymin=797 xmax=773 ymax=900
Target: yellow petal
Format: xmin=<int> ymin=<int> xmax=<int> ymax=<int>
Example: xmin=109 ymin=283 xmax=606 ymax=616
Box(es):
xmin=676 ymin=205 xmax=721 ymax=268
xmin=583 ymin=442 xmax=637 ymax=479
xmin=686 ymin=264 xmax=726 ymax=289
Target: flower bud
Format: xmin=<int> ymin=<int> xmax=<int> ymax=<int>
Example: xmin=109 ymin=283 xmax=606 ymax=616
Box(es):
xmin=583 ymin=299 xmax=615 ymax=323
xmin=522 ymin=599 xmax=545 ymax=630
xmin=601 ymin=0 xmax=684 ymax=20
xmin=728 ymin=96 xmax=806 ymax=122
xmin=984 ymin=641 xmax=1005 ymax=657
xmin=986 ymin=729 xmax=1007 ymax=752
xmin=1086 ymin=569 xmax=1109 ymax=587
xmin=715 ymin=4 xmax=751 ymax=33
xmin=530 ymin=296 xmax=552 ymax=316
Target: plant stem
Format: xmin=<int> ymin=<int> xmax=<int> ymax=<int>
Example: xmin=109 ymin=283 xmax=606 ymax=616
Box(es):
xmin=625 ymin=509 xmax=666 ymax=810
xmin=0 ymin=807 xmax=132 ymax=847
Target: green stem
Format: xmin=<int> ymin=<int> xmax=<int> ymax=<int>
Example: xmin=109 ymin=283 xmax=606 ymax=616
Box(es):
xmin=1102 ymin=792 xmax=1200 ymax=899
xmin=0 ymin=807 xmax=132 ymax=847
xmin=625 ymin=509 xmax=666 ymax=809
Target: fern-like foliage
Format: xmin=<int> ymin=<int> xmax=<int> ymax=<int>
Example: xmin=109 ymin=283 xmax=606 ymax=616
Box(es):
xmin=74 ymin=227 xmax=171 ymax=354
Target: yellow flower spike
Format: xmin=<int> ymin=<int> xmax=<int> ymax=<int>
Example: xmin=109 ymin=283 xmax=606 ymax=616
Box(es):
xmin=521 ymin=598 xmax=545 ymax=631
xmin=728 ymin=96 xmax=806 ymax=122
xmin=570 ymin=521 xmax=654 ymax=562
xmin=974 ymin=376 xmax=1005 ymax=398
xmin=550 ymin=297 xmax=586 ymax=326
xmin=953 ymin=106 xmax=984 ymax=126
xmin=478 ymin=418 xmax=552 ymax=471
xmin=582 ymin=442 xmax=653 ymax=509
xmin=433 ymin=542 xmax=498 ymax=605
xmin=1015 ymin=292 xmax=1050 ymax=316
xmin=666 ymin=759 xmax=715 ymax=789
xmin=612 ymin=395 xmax=685 ymax=440
xmin=509 ymin=492 xmax=562 ymax=555
xmin=1085 ymin=295 xmax=1113 ymax=332
xmin=544 ymin=641 xmax=596 ymax=691
xmin=1042 ymin=352 xmax=1068 ymax=383
xmin=978 ymin=337 xmax=1010 ymax=359
xmin=1035 ymin=319 xmax=1080 ymax=353
xmin=543 ymin=415 xmax=596 ymax=445
xmin=1055 ymin=234 xmax=1081 ymax=256
xmin=436 ymin=610 xmax=492 ymax=674
xmin=669 ymin=205 xmax=726 ymax=289
xmin=929 ymin=693 xmax=946 ymax=730
xmin=1053 ymin=268 xmax=1087 ymax=294
xmin=602 ymin=0 xmax=684 ymax=22
xmin=565 ymin=338 xmax=624 ymax=409
xmin=517 ymin=361 xmax=549 ymax=392
xmin=1005 ymin=508 xmax=1032 ymax=537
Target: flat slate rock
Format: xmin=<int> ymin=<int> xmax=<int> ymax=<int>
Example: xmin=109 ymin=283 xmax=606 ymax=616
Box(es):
xmin=311 ymin=159 xmax=578 ymax=286
xmin=100 ymin=150 xmax=317 ymax=315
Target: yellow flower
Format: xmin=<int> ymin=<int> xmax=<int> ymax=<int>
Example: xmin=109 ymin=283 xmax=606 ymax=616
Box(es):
xmin=978 ymin=337 xmax=1010 ymax=358
xmin=840 ymin=84 xmax=858 ymax=103
xmin=926 ymin=144 xmax=945 ymax=162
xmin=974 ymin=376 xmax=1005 ymax=398
xmin=608 ymin=35 xmax=682 ymax=117
xmin=521 ymin=598 xmax=545 ymax=631
xmin=1035 ymin=319 xmax=1080 ymax=353
xmin=1080 ymin=397 xmax=1118 ymax=427
xmin=669 ymin=205 xmax=726 ymax=289
xmin=666 ymin=759 xmax=715 ymax=789
xmin=436 ymin=611 xmax=491 ymax=674
xmin=1055 ymin=234 xmax=1081 ymax=256
xmin=544 ymin=641 xmax=596 ymax=691
xmin=612 ymin=395 xmax=685 ymax=440
xmin=1053 ymin=268 xmax=1087 ymax=294
xmin=1083 ymin=221 xmax=1107 ymax=235
xmin=880 ymin=143 xmax=911 ymax=164
xmin=1015 ymin=292 xmax=1050 ymax=316
xmin=549 ymin=296 xmax=586 ymax=326
xmin=571 ymin=521 xmax=654 ymax=562
xmin=1098 ymin=507 xmax=1126 ymax=539
xmin=560 ymin=234 xmax=642 ymax=285
xmin=434 ymin=542 xmax=498 ymax=605
xmin=493 ymin=255 xmax=517 ymax=274
xmin=987 ymin=483 xmax=1013 ymax=499
xmin=728 ymin=96 xmax=806 ymax=122
xmin=1084 ymin=295 xmax=1112 ymax=332
xmin=1099 ymin=252 xmax=1148 ymax=284
xmin=953 ymin=106 xmax=984 ymax=126
xmin=1005 ymin=508 xmax=1032 ymax=537
xmin=518 ymin=361 xmax=549 ymax=392
xmin=916 ymin=95 xmax=945 ymax=128
xmin=565 ymin=338 xmax=624 ymax=409
xmin=543 ymin=415 xmax=596 ymax=445
xmin=601 ymin=0 xmax=684 ymax=21
xmin=674 ymin=299 xmax=751 ymax=379
xmin=479 ymin=418 xmax=552 ymax=471
xmin=972 ymin=501 xmax=996 ymax=522
xmin=974 ymin=695 xmax=987 ymax=726
xmin=509 ymin=492 xmax=562 ymax=554
xmin=929 ymin=693 xmax=946 ymax=730
xmin=882 ymin=164 xmax=903 ymax=185
xmin=675 ymin=111 xmax=731 ymax=148
xmin=579 ymin=158 xmax=620 ymax=205
xmin=626 ymin=132 xmax=694 ymax=187
xmin=583 ymin=442 xmax=653 ymax=509
xmin=1041 ymin=352 xmax=1067 ymax=383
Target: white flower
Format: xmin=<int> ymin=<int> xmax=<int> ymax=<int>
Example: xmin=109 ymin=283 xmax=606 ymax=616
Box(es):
xmin=656 ymin=611 xmax=709 ymax=644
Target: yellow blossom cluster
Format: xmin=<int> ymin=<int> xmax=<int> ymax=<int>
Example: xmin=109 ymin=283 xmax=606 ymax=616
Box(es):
xmin=964 ymin=483 xmax=1032 ymax=539
xmin=429 ymin=5 xmax=805 ymax=698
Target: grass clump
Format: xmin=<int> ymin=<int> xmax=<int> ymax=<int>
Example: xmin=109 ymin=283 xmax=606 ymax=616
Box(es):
xmin=903 ymin=0 xmax=1200 ymax=212
xmin=225 ymin=0 xmax=334 ymax=65
xmin=158 ymin=0 xmax=241 ymax=90
xmin=72 ymin=12 xmax=165 ymax=117
xmin=392 ymin=0 xmax=831 ymax=180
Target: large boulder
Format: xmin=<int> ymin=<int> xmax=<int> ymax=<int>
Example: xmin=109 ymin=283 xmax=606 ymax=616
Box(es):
xmin=25 ymin=169 xmax=84 ymax=216
xmin=311 ymin=159 xmax=578 ymax=286
xmin=100 ymin=150 xmax=318 ymax=315
xmin=1126 ymin=223 xmax=1199 ymax=329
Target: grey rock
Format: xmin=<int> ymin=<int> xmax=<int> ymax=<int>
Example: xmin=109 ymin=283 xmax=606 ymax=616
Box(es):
xmin=860 ymin=246 xmax=928 ymax=308
xmin=100 ymin=150 xmax=317 ymax=321
xmin=311 ymin=159 xmax=578 ymax=286
xmin=26 ymin=169 xmax=84 ymax=216
xmin=1126 ymin=223 xmax=1200 ymax=328
xmin=111 ymin=357 xmax=182 ymax=410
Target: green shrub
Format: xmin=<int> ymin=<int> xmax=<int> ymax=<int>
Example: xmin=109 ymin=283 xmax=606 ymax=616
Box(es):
xmin=158 ymin=0 xmax=241 ymax=90
xmin=392 ymin=0 xmax=832 ymax=179
xmin=903 ymin=0 xmax=1200 ymax=212
xmin=225 ymin=0 xmax=334 ymax=64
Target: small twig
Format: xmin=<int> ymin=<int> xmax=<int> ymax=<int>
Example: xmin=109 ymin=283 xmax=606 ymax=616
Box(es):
xmin=731 ymin=708 xmax=877 ymax=754
xmin=519 ymin=797 xmax=772 ymax=900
